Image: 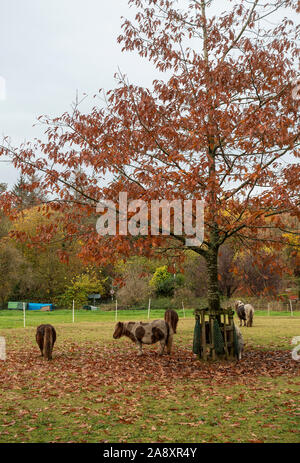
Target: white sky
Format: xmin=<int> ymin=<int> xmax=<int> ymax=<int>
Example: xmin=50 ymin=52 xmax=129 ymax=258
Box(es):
xmin=0 ymin=0 xmax=166 ymax=186
xmin=0 ymin=1 xmax=297 ymax=187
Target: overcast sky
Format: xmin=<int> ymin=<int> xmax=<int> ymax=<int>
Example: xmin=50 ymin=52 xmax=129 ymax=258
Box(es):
xmin=0 ymin=1 xmax=296 ymax=187
xmin=0 ymin=0 xmax=168 ymax=186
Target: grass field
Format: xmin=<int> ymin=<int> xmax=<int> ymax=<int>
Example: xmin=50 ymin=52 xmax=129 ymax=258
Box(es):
xmin=0 ymin=310 xmax=299 ymax=443
xmin=0 ymin=308 xmax=299 ymax=329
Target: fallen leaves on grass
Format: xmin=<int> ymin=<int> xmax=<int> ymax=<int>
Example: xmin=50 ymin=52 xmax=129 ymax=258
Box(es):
xmin=0 ymin=342 xmax=299 ymax=398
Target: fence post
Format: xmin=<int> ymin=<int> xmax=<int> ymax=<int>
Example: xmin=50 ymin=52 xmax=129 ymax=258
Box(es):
xmin=23 ymin=302 xmax=26 ymax=328
xmin=289 ymin=299 xmax=294 ymax=317
xmin=115 ymin=299 xmax=118 ymax=321
xmin=147 ymin=298 xmax=151 ymax=319
xmin=182 ymin=301 xmax=186 ymax=318
xmin=72 ymin=299 xmax=75 ymax=323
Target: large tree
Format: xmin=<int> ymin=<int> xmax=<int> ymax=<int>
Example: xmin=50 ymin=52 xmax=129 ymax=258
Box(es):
xmin=1 ymin=0 xmax=299 ymax=311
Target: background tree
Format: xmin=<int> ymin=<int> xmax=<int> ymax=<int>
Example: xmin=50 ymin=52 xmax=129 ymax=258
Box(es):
xmin=150 ymin=265 xmax=184 ymax=297
xmin=117 ymin=263 xmax=151 ymax=306
xmin=182 ymin=251 xmax=208 ymax=297
xmin=218 ymin=243 xmax=240 ymax=299
xmin=235 ymin=248 xmax=284 ymax=296
xmin=12 ymin=174 xmax=46 ymax=210
xmin=59 ymin=271 xmax=106 ymax=309
xmin=0 ymin=0 xmax=299 ymax=312
xmin=282 ymin=218 xmax=300 ymax=297
xmin=11 ymin=206 xmax=85 ymax=302
xmin=0 ymin=240 xmax=26 ymax=308
xmin=0 ymin=183 xmax=7 ymax=194
xmin=0 ymin=191 xmax=10 ymax=240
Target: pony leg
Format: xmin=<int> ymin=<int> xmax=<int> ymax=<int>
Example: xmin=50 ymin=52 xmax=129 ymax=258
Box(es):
xmin=159 ymin=339 xmax=166 ymax=356
xmin=38 ymin=340 xmax=43 ymax=356
xmin=167 ymin=335 xmax=173 ymax=355
xmin=36 ymin=333 xmax=44 ymax=356
xmin=136 ymin=341 xmax=143 ymax=356
xmin=249 ymin=313 xmax=253 ymax=327
xmin=48 ymin=344 xmax=53 ymax=360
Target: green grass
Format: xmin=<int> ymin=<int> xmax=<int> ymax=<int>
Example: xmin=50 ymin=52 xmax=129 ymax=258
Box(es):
xmin=0 ymin=308 xmax=196 ymax=329
xmin=0 ymin=308 xmax=299 ymax=329
xmin=0 ymin=314 xmax=299 ymax=443
xmin=0 ymin=377 xmax=299 ymax=443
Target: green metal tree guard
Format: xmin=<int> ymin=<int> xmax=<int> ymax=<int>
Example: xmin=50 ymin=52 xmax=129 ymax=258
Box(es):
xmin=193 ymin=307 xmax=237 ymax=360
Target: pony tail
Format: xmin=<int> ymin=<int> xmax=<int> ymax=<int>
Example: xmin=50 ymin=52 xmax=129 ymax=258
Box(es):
xmin=164 ymin=309 xmax=179 ymax=334
xmin=165 ymin=321 xmax=170 ymax=346
xmin=43 ymin=326 xmax=53 ymax=360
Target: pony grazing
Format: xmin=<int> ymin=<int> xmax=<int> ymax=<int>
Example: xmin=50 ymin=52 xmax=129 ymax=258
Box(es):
xmin=235 ymin=300 xmax=246 ymax=327
xmin=235 ymin=301 xmax=254 ymax=327
xmin=244 ymin=304 xmax=254 ymax=327
xmin=113 ymin=318 xmax=174 ymax=356
xmin=164 ymin=309 xmax=179 ymax=333
xmin=36 ymin=324 xmax=56 ymax=360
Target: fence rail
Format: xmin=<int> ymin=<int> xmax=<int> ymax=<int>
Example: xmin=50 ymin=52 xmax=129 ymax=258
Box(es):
xmin=224 ymin=298 xmax=299 ymax=312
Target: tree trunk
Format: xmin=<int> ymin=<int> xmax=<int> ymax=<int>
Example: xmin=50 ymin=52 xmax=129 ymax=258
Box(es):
xmin=206 ymin=248 xmax=220 ymax=312
xmin=226 ymin=286 xmax=231 ymax=299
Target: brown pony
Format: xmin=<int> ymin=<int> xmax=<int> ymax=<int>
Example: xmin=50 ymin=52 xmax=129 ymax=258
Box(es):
xmin=36 ymin=324 xmax=56 ymax=360
xmin=164 ymin=309 xmax=179 ymax=333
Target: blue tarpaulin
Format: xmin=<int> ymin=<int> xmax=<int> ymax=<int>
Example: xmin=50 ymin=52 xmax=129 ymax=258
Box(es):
xmin=27 ymin=303 xmax=54 ymax=311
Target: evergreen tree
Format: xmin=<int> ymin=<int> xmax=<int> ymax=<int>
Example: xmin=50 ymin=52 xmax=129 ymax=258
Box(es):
xmin=12 ymin=175 xmax=46 ymax=210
